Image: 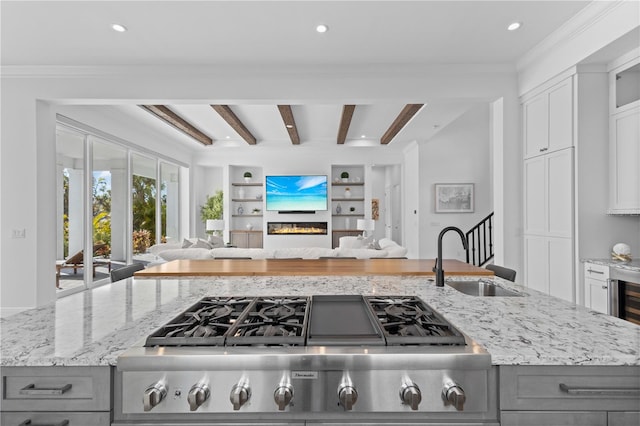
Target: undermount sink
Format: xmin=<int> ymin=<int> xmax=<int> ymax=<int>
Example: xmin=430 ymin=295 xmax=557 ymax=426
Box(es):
xmin=445 ymin=279 xmax=522 ymax=297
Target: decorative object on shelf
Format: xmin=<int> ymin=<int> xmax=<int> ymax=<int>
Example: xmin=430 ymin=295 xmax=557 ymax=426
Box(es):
xmin=243 ymin=171 xmax=252 ymax=183
xmin=357 ymin=219 xmax=375 ymax=238
xmin=372 ymin=198 xmax=379 ymax=220
xmin=246 ymin=223 xmax=254 ymax=230
xmin=252 ymin=208 xmax=261 ymax=214
xmin=336 ymin=203 xmax=342 ymax=214
xmin=256 ymin=194 xmax=263 ymax=200
xmin=238 ymin=187 xmax=245 ymax=199
xmin=341 ymin=171 xmax=349 ymax=182
xmin=344 ymin=187 xmax=351 ymax=198
xmin=237 ymin=205 xmax=244 ymax=215
xmin=612 ymin=243 xmax=632 ymax=262
xmin=350 ymin=206 xmax=356 ymax=213
xmin=345 ymin=217 xmax=351 ymax=229
xmin=354 ymin=176 xmax=361 ymax=183
xmin=434 ymin=183 xmax=474 ymax=213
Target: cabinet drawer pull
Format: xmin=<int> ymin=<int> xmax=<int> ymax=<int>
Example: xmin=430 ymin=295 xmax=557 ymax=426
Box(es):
xmin=559 ymin=383 xmax=640 ymax=396
xmin=19 ymin=420 xmax=69 ymax=426
xmin=587 ymin=268 xmax=604 ymax=275
xmin=19 ymin=383 xmax=72 ymax=396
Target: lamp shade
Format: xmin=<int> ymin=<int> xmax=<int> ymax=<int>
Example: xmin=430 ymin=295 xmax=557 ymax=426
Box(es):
xmin=356 ymin=219 xmax=375 ymax=231
xmin=206 ymin=219 xmax=225 ymax=231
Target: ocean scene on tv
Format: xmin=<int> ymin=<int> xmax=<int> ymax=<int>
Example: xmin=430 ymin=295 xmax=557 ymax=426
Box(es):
xmin=266 ymin=175 xmax=328 ymax=211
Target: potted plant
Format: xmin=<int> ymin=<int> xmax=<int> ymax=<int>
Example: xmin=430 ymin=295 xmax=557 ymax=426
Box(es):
xmin=340 ymin=171 xmax=349 ymax=182
xmin=252 ymin=208 xmax=261 ymax=215
xmin=349 ymin=206 xmax=356 ymax=214
xmin=200 ymin=190 xmax=223 ymax=230
xmin=243 ymin=171 xmax=252 ymax=183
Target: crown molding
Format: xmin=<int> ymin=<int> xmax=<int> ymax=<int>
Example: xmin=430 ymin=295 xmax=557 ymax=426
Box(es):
xmin=517 ymin=0 xmax=628 ymax=72
xmin=0 ymin=63 xmax=516 ymax=79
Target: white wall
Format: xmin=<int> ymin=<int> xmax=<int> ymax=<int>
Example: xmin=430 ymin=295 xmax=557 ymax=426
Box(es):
xmin=0 ymin=65 xmax=517 ymax=313
xmin=417 ymin=105 xmax=492 ymax=260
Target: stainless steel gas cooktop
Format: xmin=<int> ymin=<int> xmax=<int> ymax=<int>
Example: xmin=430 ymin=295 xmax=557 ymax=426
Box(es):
xmin=115 ymin=295 xmax=496 ymax=425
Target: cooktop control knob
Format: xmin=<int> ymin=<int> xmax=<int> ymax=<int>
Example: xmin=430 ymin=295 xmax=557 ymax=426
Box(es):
xmin=338 ymin=385 xmax=358 ymax=411
xmin=273 ymin=384 xmax=294 ymax=411
xmin=143 ymin=381 xmax=167 ymax=412
xmin=230 ymin=383 xmax=251 ymax=411
xmin=187 ymin=382 xmax=210 ymax=411
xmin=399 ymin=382 xmax=422 ymax=410
xmin=442 ymin=379 xmax=466 ymax=411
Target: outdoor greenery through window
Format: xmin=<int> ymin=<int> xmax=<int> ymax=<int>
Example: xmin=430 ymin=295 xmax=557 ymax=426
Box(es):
xmin=56 ymin=123 xmax=183 ymax=294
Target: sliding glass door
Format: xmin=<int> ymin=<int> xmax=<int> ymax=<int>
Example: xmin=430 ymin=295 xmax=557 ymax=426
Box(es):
xmin=56 ymin=121 xmax=184 ymax=294
xmin=92 ymin=138 xmax=127 ymax=281
xmin=131 ymin=153 xmax=157 ymax=261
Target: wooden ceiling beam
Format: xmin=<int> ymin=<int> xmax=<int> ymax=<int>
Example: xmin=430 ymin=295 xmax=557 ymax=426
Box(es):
xmin=210 ymin=105 xmax=257 ymax=145
xmin=380 ymin=104 xmax=424 ymax=145
xmin=140 ymin=105 xmax=213 ymax=146
xmin=337 ymin=105 xmax=356 ymax=144
xmin=277 ymin=105 xmax=300 ymax=145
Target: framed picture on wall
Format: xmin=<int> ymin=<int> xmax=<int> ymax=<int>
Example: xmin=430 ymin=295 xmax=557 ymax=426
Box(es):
xmin=434 ymin=183 xmax=474 ymax=213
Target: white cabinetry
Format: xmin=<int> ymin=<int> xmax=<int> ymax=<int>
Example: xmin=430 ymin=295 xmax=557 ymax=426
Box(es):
xmin=608 ymin=54 xmax=640 ymax=215
xmin=584 ymin=262 xmax=610 ymax=314
xmin=523 ymin=148 xmax=574 ymax=301
xmin=609 ymin=106 xmax=640 ymax=214
xmin=523 ymin=77 xmax=573 ymax=159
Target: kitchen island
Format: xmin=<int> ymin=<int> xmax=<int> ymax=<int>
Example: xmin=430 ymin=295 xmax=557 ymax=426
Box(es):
xmin=136 ymin=258 xmax=493 ymax=277
xmin=1 ymin=274 xmax=639 ymax=425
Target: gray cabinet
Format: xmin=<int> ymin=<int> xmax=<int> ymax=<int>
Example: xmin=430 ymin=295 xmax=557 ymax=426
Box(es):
xmin=230 ymin=230 xmax=263 ymax=248
xmin=500 ymin=365 xmax=640 ymax=426
xmin=0 ymin=366 xmax=112 ymax=426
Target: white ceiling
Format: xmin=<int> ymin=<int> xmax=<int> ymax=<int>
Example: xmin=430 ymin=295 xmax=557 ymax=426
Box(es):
xmin=3 ymin=1 xmax=597 ymax=149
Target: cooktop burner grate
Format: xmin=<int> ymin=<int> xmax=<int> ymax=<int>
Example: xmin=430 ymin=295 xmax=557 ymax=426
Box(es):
xmin=226 ymin=297 xmax=310 ymax=346
xmin=365 ymin=296 xmax=466 ymax=345
xmin=145 ymin=297 xmax=254 ymax=346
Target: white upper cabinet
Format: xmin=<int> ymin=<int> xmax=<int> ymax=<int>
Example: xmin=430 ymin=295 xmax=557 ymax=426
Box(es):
xmin=608 ymin=55 xmax=640 ymax=214
xmin=523 ymin=77 xmax=574 ymax=159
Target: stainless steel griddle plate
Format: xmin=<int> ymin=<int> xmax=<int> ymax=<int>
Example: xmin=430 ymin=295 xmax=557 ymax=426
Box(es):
xmin=307 ymin=295 xmax=385 ymax=346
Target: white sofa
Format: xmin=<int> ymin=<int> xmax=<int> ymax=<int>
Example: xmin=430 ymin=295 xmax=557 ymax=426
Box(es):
xmin=148 ymin=236 xmax=407 ymax=262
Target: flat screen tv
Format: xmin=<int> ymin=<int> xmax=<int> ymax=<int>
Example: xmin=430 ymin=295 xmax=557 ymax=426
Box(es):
xmin=265 ymin=175 xmax=328 ymax=212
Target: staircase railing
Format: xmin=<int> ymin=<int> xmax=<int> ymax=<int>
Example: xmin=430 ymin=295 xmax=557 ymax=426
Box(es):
xmin=466 ymin=212 xmax=494 ymax=266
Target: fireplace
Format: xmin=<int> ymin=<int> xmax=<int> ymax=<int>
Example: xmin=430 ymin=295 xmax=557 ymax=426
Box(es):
xmin=267 ymin=222 xmax=328 ymax=235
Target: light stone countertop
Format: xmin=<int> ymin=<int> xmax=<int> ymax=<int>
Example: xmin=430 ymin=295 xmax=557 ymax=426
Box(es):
xmin=582 ymin=258 xmax=640 ymax=273
xmin=1 ymin=275 xmax=638 ymax=367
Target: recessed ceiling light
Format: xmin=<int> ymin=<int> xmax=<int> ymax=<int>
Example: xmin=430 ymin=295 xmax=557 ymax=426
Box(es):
xmin=111 ymin=23 xmax=127 ymax=32
xmin=507 ymin=22 xmax=521 ymax=31
xmin=225 ymin=136 xmax=231 ymax=139
xmin=316 ymin=24 xmax=329 ymax=33
xmin=361 ymin=135 xmax=366 ymax=138
xmin=286 ymin=124 xmax=294 ymax=129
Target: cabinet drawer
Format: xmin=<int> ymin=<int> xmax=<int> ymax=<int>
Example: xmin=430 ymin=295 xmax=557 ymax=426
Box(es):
xmin=500 ymin=366 xmax=640 ymax=411
xmin=1 ymin=366 xmax=111 ymax=411
xmin=609 ymin=411 xmax=640 ymax=426
xmin=584 ymin=263 xmax=610 ymax=280
xmin=1 ymin=411 xmax=110 ymax=426
xmin=501 ymin=411 xmax=606 ymax=425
